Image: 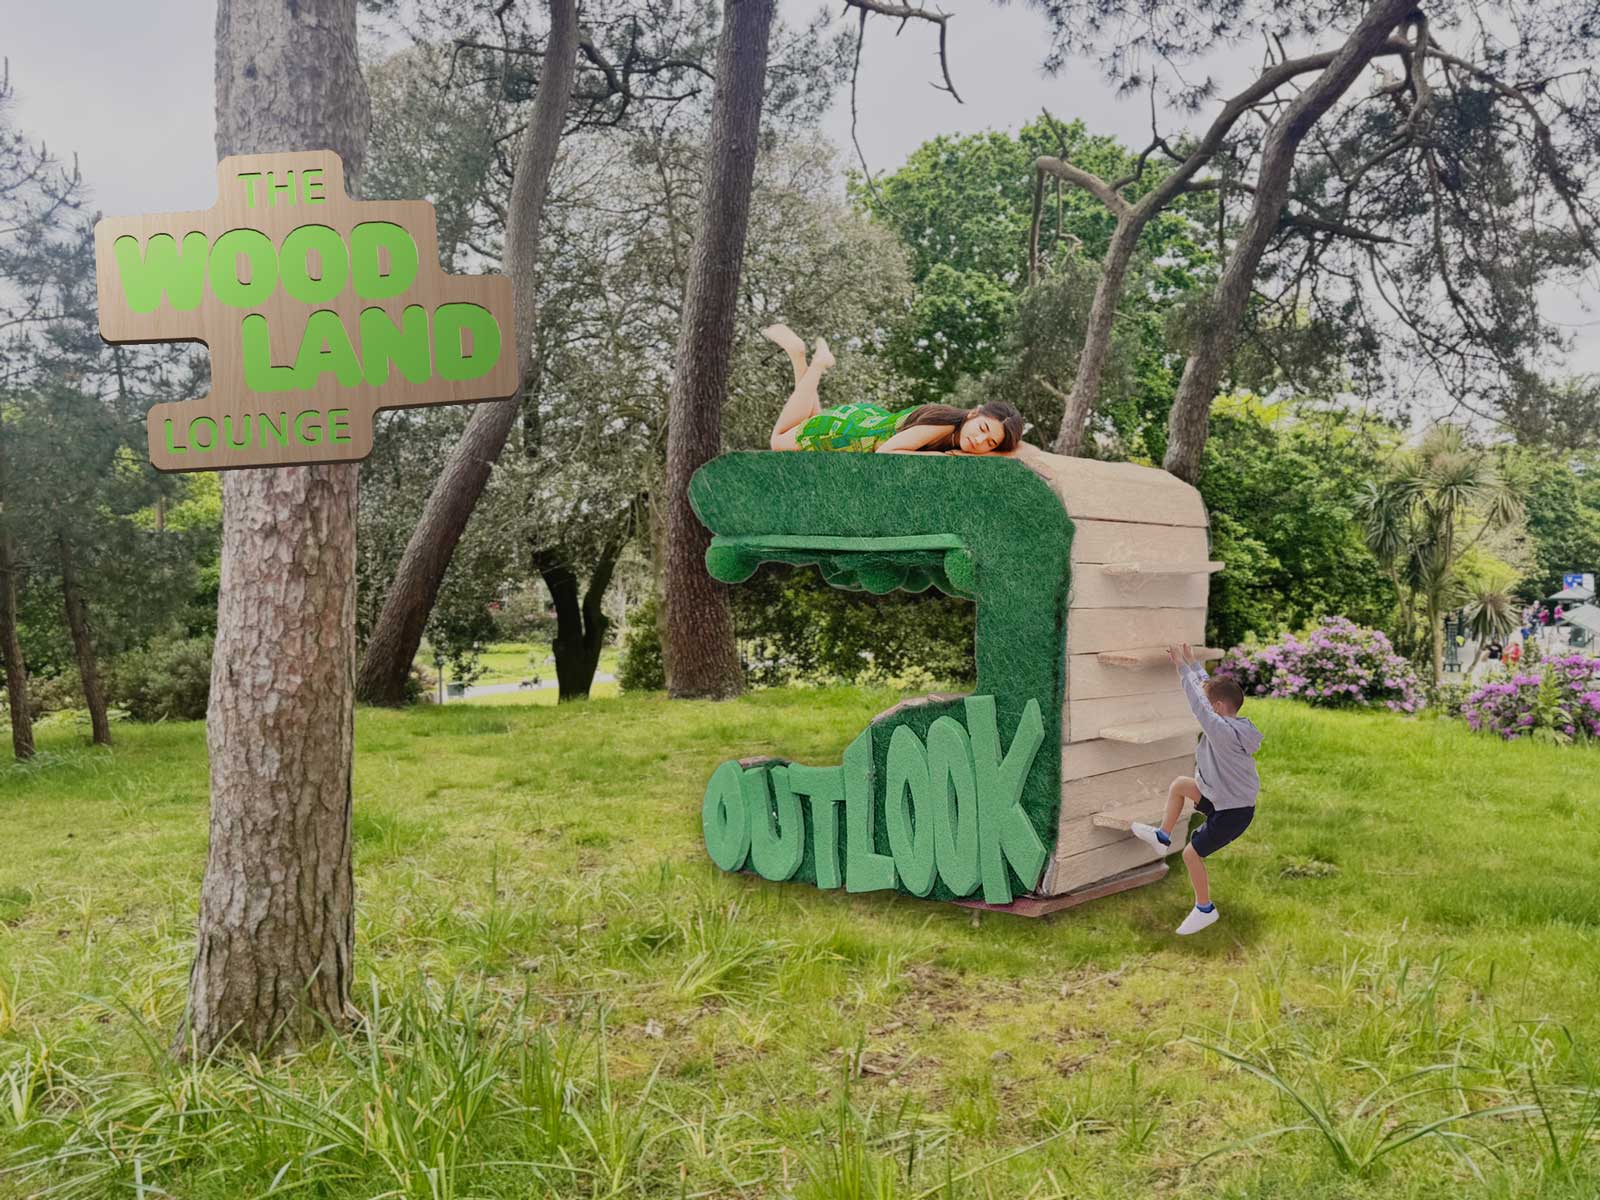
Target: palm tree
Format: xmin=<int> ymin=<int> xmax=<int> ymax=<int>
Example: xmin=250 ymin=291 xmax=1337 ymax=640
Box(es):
xmin=1461 ymin=583 xmax=1519 ymax=672
xmin=1358 ymin=426 xmax=1524 ymax=686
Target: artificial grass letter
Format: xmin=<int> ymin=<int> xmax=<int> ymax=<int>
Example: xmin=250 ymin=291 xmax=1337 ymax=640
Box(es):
xmin=745 ymin=765 xmax=805 ymax=882
xmin=926 ymin=715 xmax=980 ymax=897
xmin=278 ymin=223 xmax=349 ymax=304
xmin=294 ymin=310 xmax=364 ymax=389
xmin=702 ymin=761 xmax=750 ymax=871
xmin=884 ymin=726 xmax=937 ymax=896
xmin=843 ymin=729 xmax=896 ymax=893
xmin=434 ymin=303 xmax=501 ymax=382
xmin=241 ymin=315 xmax=300 ymax=393
xmin=359 ymin=305 xmax=431 ymax=386
xmin=350 ymin=221 xmax=420 ymax=300
xmin=210 ymin=228 xmax=278 ymax=309
xmin=964 ymin=695 xmax=1049 ymax=904
xmin=112 ymin=232 xmax=209 ymax=314
xmin=788 ymin=764 xmax=844 ymax=889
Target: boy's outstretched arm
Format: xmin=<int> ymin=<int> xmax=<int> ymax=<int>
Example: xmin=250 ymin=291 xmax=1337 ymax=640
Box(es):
xmin=1167 ymin=643 xmax=1206 ymax=682
xmin=1173 ymin=646 xmax=1228 ymax=737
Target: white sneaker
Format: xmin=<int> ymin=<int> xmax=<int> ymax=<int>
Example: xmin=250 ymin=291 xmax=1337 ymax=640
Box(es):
xmin=1176 ymin=905 xmax=1220 ymax=936
xmin=1130 ymin=822 xmax=1175 ymax=856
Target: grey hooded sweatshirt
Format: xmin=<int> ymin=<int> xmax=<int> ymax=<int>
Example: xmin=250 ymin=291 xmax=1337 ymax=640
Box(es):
xmin=1180 ymin=663 xmax=1263 ymax=811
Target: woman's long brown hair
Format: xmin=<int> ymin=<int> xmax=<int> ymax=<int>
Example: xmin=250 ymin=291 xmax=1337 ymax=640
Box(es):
xmin=898 ymin=401 xmax=1024 ymax=453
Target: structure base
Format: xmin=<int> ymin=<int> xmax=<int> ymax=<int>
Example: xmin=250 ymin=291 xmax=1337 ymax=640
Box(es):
xmin=953 ymin=859 xmax=1169 ymax=918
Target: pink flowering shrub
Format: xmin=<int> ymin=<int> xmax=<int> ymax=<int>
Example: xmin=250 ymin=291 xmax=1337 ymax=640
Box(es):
xmin=1213 ymin=617 xmax=1425 ymax=713
xmin=1461 ymin=653 xmax=1600 ymax=743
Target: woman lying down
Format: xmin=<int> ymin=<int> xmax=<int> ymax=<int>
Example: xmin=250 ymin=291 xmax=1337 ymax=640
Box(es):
xmin=763 ymin=324 xmax=1023 ymax=456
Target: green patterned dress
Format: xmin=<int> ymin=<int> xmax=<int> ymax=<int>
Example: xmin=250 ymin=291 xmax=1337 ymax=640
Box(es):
xmin=795 ymin=402 xmax=918 ymax=453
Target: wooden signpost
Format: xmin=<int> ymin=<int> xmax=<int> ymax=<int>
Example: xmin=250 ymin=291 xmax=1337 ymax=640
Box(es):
xmin=94 ymin=149 xmax=518 ymax=471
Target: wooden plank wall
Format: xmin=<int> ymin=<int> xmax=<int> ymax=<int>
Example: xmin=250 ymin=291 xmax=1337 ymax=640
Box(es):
xmin=1012 ymin=449 xmax=1214 ymax=897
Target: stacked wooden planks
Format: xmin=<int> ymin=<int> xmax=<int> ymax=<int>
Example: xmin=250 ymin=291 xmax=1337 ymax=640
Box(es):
xmin=1011 ymin=448 xmax=1221 ymax=897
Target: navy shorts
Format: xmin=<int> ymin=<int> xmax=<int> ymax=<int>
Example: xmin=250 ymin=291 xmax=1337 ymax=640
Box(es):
xmin=1190 ymin=797 xmax=1254 ymax=858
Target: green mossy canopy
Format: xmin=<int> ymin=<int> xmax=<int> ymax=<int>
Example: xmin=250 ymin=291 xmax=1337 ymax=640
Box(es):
xmin=691 ymin=452 xmax=1075 ymax=899
xmin=706 ymin=540 xmax=975 ymax=598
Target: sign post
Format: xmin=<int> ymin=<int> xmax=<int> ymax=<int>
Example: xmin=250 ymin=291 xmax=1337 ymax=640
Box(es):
xmin=94 ymin=149 xmax=517 ymax=472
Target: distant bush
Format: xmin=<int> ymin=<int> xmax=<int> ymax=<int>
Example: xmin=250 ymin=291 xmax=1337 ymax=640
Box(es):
xmin=3 ymin=672 xmax=84 ymax=719
xmin=617 ymin=569 xmax=979 ymax=694
xmin=406 ymin=660 xmax=438 ymax=705
xmin=1424 ymin=677 xmax=1475 ymax=717
xmin=488 ymin=583 xmax=556 ymax=643
xmin=1215 ymin=616 xmax=1424 ymax=713
xmin=732 ymin=565 xmax=975 ymax=690
xmin=33 ymin=672 xmax=86 ymax=716
xmin=1461 ymin=653 xmax=1600 ymax=744
xmin=617 ymin=596 xmax=665 ymax=693
xmin=108 ymin=635 xmax=214 ymax=722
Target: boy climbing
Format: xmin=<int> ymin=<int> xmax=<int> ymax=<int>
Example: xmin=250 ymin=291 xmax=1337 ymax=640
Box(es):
xmin=1130 ymin=644 xmax=1263 ymax=935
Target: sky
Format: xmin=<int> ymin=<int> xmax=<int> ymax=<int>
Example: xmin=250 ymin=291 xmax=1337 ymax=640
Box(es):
xmin=4 ymin=0 xmax=1597 ymax=377
xmin=0 ymin=0 xmax=1210 ymax=217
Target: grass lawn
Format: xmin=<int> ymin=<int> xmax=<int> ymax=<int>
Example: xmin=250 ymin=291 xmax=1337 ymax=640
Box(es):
xmin=2 ymin=689 xmax=1599 ymax=1198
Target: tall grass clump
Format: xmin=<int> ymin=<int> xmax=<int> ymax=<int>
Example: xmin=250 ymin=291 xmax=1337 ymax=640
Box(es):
xmin=0 ymin=981 xmax=660 ymax=1199
xmin=1189 ymin=946 xmax=1600 ymax=1188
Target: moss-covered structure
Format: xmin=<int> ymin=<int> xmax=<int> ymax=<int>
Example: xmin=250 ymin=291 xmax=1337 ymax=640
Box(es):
xmin=690 ymin=446 xmax=1219 ymax=914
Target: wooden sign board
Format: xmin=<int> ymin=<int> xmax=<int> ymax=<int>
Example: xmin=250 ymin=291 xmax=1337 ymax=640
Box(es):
xmin=93 ymin=150 xmax=518 ymax=472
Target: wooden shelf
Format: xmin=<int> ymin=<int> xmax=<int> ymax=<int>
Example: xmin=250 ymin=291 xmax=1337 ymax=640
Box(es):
xmin=1095 ymin=646 xmax=1224 ymax=669
xmin=1098 ymin=716 xmax=1201 ymax=744
xmin=1101 ymin=561 xmax=1225 ymax=577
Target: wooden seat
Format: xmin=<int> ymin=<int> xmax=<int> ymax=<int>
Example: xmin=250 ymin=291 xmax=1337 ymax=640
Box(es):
xmin=1097 ymin=716 xmax=1200 ymax=744
xmin=1096 ymin=646 xmax=1223 ymax=669
xmin=1101 ymin=561 xmax=1225 ymax=577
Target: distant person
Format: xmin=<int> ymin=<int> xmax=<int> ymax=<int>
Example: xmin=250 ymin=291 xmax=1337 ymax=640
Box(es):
xmin=1130 ymin=644 xmax=1263 ymax=936
xmin=1506 ymin=641 xmax=1523 ymax=667
xmin=1487 ymin=639 xmax=1504 ymax=662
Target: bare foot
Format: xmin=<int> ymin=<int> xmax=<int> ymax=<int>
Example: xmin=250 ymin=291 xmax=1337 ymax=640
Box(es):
xmin=812 ymin=337 xmax=835 ymax=373
xmin=762 ymin=323 xmax=809 ymax=386
xmin=761 ymin=323 xmax=805 ymax=354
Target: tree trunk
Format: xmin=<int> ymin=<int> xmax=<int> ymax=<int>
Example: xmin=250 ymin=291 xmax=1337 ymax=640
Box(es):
xmin=180 ymin=0 xmax=369 ymax=1057
xmin=356 ymin=0 xmax=578 ymax=706
xmin=1162 ymin=0 xmax=1416 ymax=483
xmin=662 ymin=0 xmax=775 ymax=699
xmin=1053 ymin=216 xmax=1144 ymax=454
xmin=1430 ymin=604 xmax=1445 ymax=688
xmin=536 ymin=540 xmax=622 ymax=701
xmin=1396 ymin=574 xmax=1417 ymax=661
xmin=0 ymin=525 xmax=34 ymax=762
xmin=355 ymin=402 xmax=519 ymax=703
xmin=57 ymin=535 xmax=111 ymax=746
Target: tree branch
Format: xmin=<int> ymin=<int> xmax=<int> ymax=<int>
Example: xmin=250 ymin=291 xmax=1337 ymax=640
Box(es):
xmin=840 ymin=0 xmax=960 ymax=102
xmin=1034 ymin=156 xmax=1130 ymax=217
xmin=849 ymin=8 xmax=882 ymax=202
xmin=1281 ymin=211 xmax=1402 ymax=245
